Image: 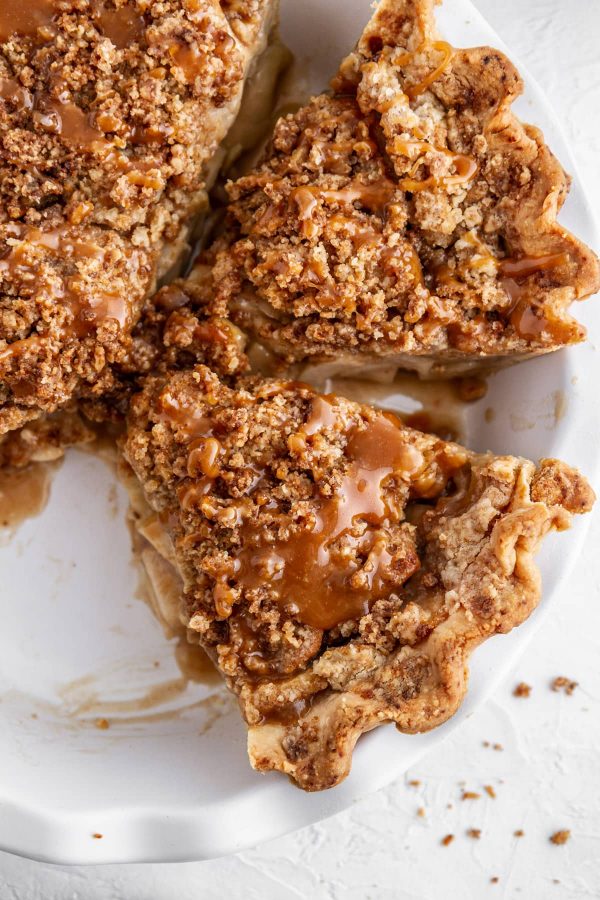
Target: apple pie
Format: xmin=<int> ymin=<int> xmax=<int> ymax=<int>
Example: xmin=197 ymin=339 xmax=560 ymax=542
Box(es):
xmin=0 ymin=0 xmax=279 ymax=434
xmin=122 ymin=322 xmax=593 ymax=789
xmin=202 ymin=0 xmax=599 ymax=379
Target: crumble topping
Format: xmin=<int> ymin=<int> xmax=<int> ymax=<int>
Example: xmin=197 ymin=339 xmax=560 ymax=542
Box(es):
xmin=204 ymin=0 xmax=599 ymax=376
xmin=0 ymin=0 xmax=273 ymax=432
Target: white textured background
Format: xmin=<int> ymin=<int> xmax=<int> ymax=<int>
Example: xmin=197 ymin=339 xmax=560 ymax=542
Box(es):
xmin=2 ymin=1 xmax=599 ymax=897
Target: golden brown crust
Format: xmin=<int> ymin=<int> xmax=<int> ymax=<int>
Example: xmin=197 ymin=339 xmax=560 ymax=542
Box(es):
xmin=206 ymin=0 xmax=599 ymax=377
xmin=122 ymin=365 xmax=594 ymax=791
xmin=0 ymin=0 xmax=275 ymax=433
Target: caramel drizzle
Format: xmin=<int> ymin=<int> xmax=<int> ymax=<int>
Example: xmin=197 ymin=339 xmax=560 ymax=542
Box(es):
xmin=236 ymin=396 xmax=425 ymax=630
xmin=93 ymin=3 xmax=146 ymax=49
xmin=393 ymin=139 xmax=477 ymax=193
xmin=0 ymin=0 xmax=56 ymax=42
xmin=169 ymin=30 xmax=235 ymax=83
xmin=0 ymin=78 xmax=34 ymax=111
xmin=397 ymin=41 xmax=455 ymax=100
xmin=438 ymin=246 xmax=571 ymax=343
xmin=291 ymin=179 xmax=397 ymax=238
xmin=34 ymin=98 xmax=108 ymax=150
xmin=0 ymin=227 xmax=133 ymax=358
xmin=499 ymin=252 xmax=570 ymax=340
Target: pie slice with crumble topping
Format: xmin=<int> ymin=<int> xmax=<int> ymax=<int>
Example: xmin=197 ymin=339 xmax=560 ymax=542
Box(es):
xmin=122 ymin=346 xmax=594 ymax=790
xmin=0 ymin=0 xmax=280 ymax=435
xmin=202 ymin=0 xmax=599 ymax=379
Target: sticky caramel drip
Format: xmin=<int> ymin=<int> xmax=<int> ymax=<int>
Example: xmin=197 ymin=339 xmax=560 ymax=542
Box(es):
xmin=401 ymin=41 xmax=455 ymax=100
xmin=393 ymin=140 xmax=477 ymax=193
xmin=0 ymin=78 xmax=34 ymax=111
xmin=499 ymin=253 xmax=570 ymax=341
xmin=94 ymin=3 xmax=146 ymax=49
xmin=236 ymin=396 xmax=425 ymax=630
xmin=0 ymin=0 xmax=56 ymax=42
xmin=34 ymin=99 xmax=108 ymax=150
xmin=290 ymin=179 xmax=397 ymax=239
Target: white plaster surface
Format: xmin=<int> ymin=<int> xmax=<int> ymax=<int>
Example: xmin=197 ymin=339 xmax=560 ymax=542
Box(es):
xmin=1 ymin=0 xmax=599 ymax=896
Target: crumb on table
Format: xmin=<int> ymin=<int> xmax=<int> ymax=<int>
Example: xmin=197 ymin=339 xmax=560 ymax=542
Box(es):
xmin=551 ymin=676 xmax=578 ymax=695
xmin=550 ymin=830 xmax=571 ymax=845
xmin=513 ymin=682 xmax=532 ymax=698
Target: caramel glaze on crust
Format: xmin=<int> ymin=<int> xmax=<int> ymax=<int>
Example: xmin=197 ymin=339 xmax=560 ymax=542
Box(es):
xmin=123 ymin=363 xmax=594 ymax=791
xmin=0 ymin=0 xmax=273 ymax=434
xmin=205 ymin=0 xmax=600 ymax=378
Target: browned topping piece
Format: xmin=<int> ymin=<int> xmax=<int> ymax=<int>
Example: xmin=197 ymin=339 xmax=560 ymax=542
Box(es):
xmin=456 ymin=377 xmax=488 ymax=403
xmin=95 ymin=718 xmax=110 ymax=730
xmin=514 ymin=829 xmax=524 ymax=838
xmin=462 ymin=791 xmax=481 ymax=801
xmin=493 ymin=743 xmax=503 ymax=751
xmin=122 ymin=359 xmax=594 ymax=791
xmin=205 ymin=0 xmax=599 ymax=379
xmin=484 ymin=785 xmax=496 ymax=799
xmin=441 ymin=834 xmax=455 ymax=847
xmin=467 ymin=828 xmax=481 ymax=839
xmin=550 ymin=829 xmax=571 ymax=846
xmin=551 ymin=676 xmax=578 ymax=695
xmin=408 ymin=779 xmax=422 ymax=787
xmin=513 ymin=682 xmax=532 ymax=698
xmin=490 ymin=877 xmax=499 ymax=884
xmin=92 ymin=833 xmax=103 ymax=840
xmin=417 ymin=807 xmax=426 ymax=818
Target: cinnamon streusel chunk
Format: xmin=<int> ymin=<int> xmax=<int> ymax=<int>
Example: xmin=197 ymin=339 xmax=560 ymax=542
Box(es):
xmin=0 ymin=0 xmax=276 ymax=433
xmin=206 ymin=0 xmax=599 ymax=379
xmin=122 ymin=363 xmax=594 ymax=790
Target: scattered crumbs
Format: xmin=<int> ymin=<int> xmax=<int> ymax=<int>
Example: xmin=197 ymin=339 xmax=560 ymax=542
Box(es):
xmin=467 ymin=828 xmax=481 ymax=840
xmin=447 ymin=803 xmax=453 ymax=810
xmin=490 ymin=877 xmax=499 ymax=884
xmin=484 ymin=407 xmax=496 ymax=424
xmin=153 ymin=661 xmax=161 ymax=668
xmin=462 ymin=791 xmax=481 ymax=801
xmin=484 ymin=785 xmax=497 ymax=799
xmin=95 ymin=718 xmax=110 ymax=730
xmin=30 ymin=713 xmax=38 ymax=720
xmin=553 ymin=879 xmax=560 ymax=884
xmin=92 ymin=833 xmax=103 ymax=840
xmin=417 ymin=807 xmax=426 ymax=819
xmin=513 ymin=682 xmax=532 ymax=698
xmin=482 ymin=740 xmax=504 ymax=751
xmin=408 ymin=779 xmax=421 ymax=787
xmin=514 ymin=829 xmax=525 ymax=838
xmin=441 ymin=834 xmax=454 ymax=847
xmin=551 ymin=676 xmax=578 ymax=696
xmin=550 ymin=830 xmax=571 ymax=846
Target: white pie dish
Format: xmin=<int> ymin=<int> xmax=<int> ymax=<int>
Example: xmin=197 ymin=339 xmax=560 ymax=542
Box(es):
xmin=0 ymin=0 xmax=598 ymax=865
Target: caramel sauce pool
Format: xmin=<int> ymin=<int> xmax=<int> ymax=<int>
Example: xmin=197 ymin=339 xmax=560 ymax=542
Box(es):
xmin=0 ymin=461 xmax=58 ymax=532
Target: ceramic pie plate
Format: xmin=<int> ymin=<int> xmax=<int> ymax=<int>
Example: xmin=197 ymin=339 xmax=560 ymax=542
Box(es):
xmin=0 ymin=0 xmax=598 ymax=865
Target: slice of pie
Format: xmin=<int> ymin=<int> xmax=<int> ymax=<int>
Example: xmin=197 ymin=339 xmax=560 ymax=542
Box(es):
xmin=204 ymin=0 xmax=599 ymax=379
xmin=122 ymin=338 xmax=594 ymax=790
xmin=0 ymin=0 xmax=280 ymax=434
